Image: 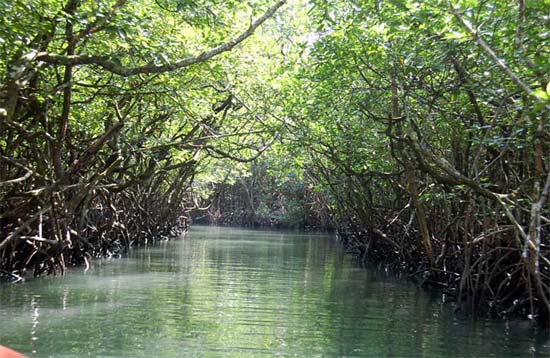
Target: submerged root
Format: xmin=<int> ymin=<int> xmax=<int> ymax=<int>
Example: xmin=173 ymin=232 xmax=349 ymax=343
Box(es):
xmin=336 ymin=219 xmax=549 ymax=325
xmin=0 ymin=188 xmax=190 ymax=280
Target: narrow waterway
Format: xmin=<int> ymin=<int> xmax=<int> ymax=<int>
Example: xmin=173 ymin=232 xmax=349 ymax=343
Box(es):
xmin=0 ymin=226 xmax=548 ymax=357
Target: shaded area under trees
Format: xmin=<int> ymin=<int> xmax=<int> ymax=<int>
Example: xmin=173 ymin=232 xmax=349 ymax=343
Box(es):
xmin=1 ymin=0 xmax=548 ymax=325
xmin=284 ymin=0 xmax=549 ymax=323
xmin=0 ymin=0 xmax=285 ymax=278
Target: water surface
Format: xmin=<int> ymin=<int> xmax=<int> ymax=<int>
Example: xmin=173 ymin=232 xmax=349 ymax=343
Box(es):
xmin=0 ymin=226 xmax=548 ymax=357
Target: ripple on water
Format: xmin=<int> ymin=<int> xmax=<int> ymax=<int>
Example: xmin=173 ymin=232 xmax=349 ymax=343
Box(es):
xmin=0 ymin=226 xmax=548 ymax=358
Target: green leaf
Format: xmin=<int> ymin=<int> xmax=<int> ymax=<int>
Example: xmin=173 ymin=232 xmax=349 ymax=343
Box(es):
xmin=532 ymin=88 xmax=549 ymax=100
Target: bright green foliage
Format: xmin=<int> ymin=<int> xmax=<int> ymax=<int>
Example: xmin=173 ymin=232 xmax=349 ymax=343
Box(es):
xmin=0 ymin=0 xmax=287 ymax=274
xmin=0 ymin=0 xmax=548 ymax=322
xmin=279 ymin=0 xmax=549 ymax=321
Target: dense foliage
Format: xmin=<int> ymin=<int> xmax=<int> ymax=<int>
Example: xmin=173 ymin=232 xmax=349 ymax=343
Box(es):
xmin=284 ymin=0 xmax=549 ymax=322
xmin=0 ymin=0 xmax=286 ymax=276
xmin=1 ymin=0 xmax=548 ymax=323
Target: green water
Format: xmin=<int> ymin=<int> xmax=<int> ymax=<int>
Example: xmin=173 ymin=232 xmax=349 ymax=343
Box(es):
xmin=0 ymin=226 xmax=548 ymax=357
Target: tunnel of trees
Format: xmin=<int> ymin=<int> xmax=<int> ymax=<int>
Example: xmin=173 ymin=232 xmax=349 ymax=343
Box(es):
xmin=1 ymin=0 xmax=548 ymax=324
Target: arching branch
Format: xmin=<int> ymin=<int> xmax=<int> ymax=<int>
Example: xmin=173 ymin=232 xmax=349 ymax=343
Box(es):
xmin=36 ymin=1 xmax=286 ymax=77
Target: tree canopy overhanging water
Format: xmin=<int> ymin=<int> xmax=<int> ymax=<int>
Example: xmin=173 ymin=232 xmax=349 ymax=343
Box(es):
xmin=0 ymin=0 xmax=549 ymax=327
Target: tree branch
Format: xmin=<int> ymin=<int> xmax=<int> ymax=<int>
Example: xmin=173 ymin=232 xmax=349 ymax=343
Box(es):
xmin=36 ymin=1 xmax=286 ymax=77
xmin=448 ymin=2 xmax=542 ymax=101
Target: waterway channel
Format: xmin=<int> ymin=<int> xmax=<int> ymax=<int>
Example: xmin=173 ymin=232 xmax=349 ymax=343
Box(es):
xmin=0 ymin=226 xmax=548 ymax=357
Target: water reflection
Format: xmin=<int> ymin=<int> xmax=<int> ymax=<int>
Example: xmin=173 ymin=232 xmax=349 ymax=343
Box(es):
xmin=0 ymin=226 xmax=548 ymax=357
